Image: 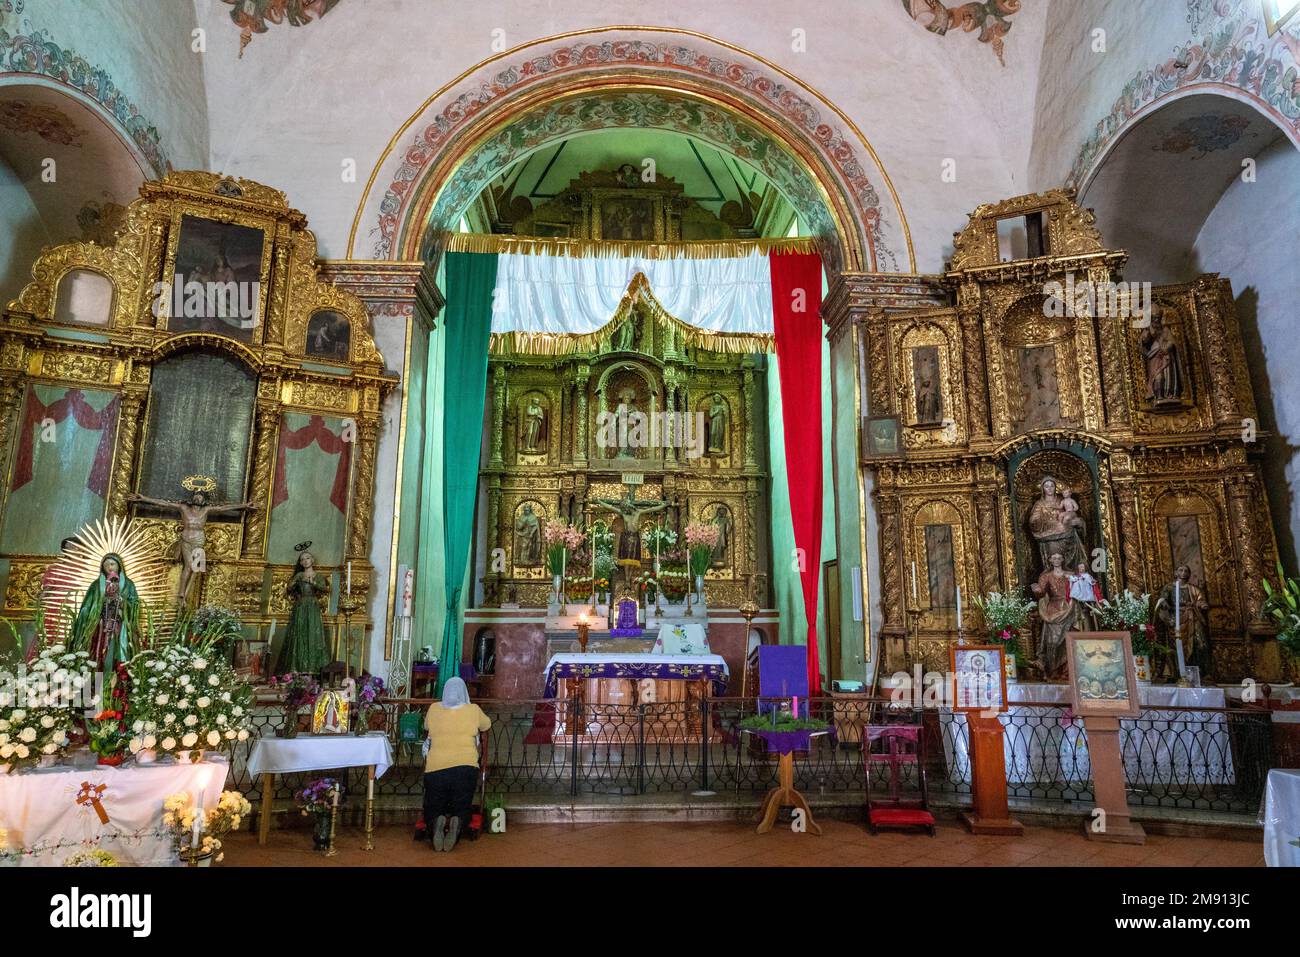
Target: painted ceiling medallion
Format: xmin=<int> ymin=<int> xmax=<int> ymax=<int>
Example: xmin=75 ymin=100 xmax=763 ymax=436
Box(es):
xmin=0 ymin=98 xmax=86 ymax=145
xmin=221 ymin=0 xmax=343 ymax=58
xmin=899 ymin=0 xmax=1022 ymax=66
xmin=1152 ymin=112 xmax=1255 ymax=157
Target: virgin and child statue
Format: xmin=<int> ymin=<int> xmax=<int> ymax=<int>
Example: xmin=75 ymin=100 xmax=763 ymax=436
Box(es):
xmin=70 ymin=553 xmax=141 ymax=673
xmin=1025 ymin=476 xmax=1089 ymax=679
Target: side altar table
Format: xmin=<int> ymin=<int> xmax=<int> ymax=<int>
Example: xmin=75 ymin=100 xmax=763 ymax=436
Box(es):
xmin=247 ymin=733 xmax=393 ymax=846
xmin=0 ymin=755 xmax=229 ymax=866
xmin=544 ymin=653 xmax=729 ymax=742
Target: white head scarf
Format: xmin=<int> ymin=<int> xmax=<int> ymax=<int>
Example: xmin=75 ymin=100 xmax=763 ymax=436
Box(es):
xmin=441 ymin=676 xmax=470 ymax=709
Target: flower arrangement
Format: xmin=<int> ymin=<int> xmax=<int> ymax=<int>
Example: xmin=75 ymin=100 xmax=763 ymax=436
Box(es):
xmin=1262 ymin=562 xmax=1300 ymax=660
xmin=684 ymin=522 xmax=719 ymax=577
xmin=268 ymin=672 xmax=319 ymax=708
xmin=88 ymin=709 xmax=129 ymax=765
xmin=162 ymin=789 xmax=249 ymax=864
xmin=0 ymin=644 xmax=96 ymax=771
xmin=64 ymin=849 xmax=119 ymax=867
xmin=543 ymin=520 xmax=585 ymax=576
xmin=180 ymin=605 xmax=244 ymax=659
xmin=297 ymin=777 xmax=340 ymax=816
xmin=971 ymin=592 xmax=1036 ymax=653
xmin=125 ymin=642 xmax=253 ymax=761
xmin=1095 ymin=590 xmax=1159 ymax=655
xmin=355 ymin=673 xmax=386 ymax=732
xmin=642 ymin=526 xmax=678 ymax=560
xmin=588 ymin=520 xmax=615 ymax=557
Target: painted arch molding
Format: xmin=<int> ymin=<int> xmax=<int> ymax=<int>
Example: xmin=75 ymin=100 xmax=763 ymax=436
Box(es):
xmin=350 ymin=27 xmax=913 ymax=273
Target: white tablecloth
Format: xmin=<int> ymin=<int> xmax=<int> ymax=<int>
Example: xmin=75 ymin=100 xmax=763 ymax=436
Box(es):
xmin=246 ymin=733 xmax=393 ymax=779
xmin=1263 ymin=768 xmax=1300 ymax=867
xmin=943 ymin=683 xmax=1234 ymax=787
xmin=0 ymin=755 xmax=229 ymax=867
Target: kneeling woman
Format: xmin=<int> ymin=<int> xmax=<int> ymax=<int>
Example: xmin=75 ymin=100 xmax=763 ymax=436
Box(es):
xmin=423 ymin=677 xmax=491 ymax=851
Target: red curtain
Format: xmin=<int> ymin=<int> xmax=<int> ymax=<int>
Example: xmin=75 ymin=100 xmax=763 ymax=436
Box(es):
xmin=13 ymin=388 xmax=119 ymax=496
xmin=769 ymin=252 xmax=824 ymax=696
xmin=271 ymin=414 xmax=352 ymax=513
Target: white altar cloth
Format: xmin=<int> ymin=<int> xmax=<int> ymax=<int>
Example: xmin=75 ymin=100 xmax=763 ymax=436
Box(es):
xmin=943 ymin=683 xmax=1234 ymax=788
xmin=246 ymin=732 xmax=393 ymax=779
xmin=1263 ymin=769 xmax=1300 ymax=867
xmin=0 ymin=755 xmax=229 ymax=867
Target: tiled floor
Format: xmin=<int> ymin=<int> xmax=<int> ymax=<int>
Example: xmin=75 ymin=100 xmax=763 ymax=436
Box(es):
xmin=222 ymin=819 xmax=1265 ymax=867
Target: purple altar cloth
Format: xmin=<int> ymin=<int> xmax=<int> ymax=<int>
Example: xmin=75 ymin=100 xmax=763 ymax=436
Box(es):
xmin=741 ymin=728 xmax=830 ymax=755
xmin=544 ymin=659 xmax=728 ymax=697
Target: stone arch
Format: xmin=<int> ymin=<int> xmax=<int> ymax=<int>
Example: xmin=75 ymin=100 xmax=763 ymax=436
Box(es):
xmin=349 ymin=27 xmax=912 ymax=273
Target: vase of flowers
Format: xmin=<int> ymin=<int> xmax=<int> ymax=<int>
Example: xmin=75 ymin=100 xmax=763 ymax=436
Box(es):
xmin=543 ymin=520 xmax=584 ymax=604
xmin=125 ymin=642 xmax=254 ymax=761
xmin=0 ymin=644 xmax=94 ymax=772
xmin=354 ymin=674 xmax=385 ymax=734
xmin=89 ymin=709 xmax=129 ymax=766
xmin=163 ymin=789 xmax=250 ymax=866
xmin=64 ymin=849 xmax=119 ymax=867
xmin=1096 ymin=590 xmax=1158 ymax=681
xmin=297 ymin=777 xmax=339 ymax=851
xmin=268 ymin=672 xmax=318 ymax=738
xmin=972 ymin=592 xmax=1036 ymax=678
xmin=684 ymin=522 xmax=720 ymax=603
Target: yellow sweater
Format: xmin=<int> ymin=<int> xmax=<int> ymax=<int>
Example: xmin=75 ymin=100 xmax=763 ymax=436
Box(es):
xmin=424 ymin=703 xmax=491 ymax=773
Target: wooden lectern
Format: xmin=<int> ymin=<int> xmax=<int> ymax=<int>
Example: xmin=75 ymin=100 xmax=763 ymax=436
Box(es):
xmin=951 ymin=645 xmax=1024 ymax=836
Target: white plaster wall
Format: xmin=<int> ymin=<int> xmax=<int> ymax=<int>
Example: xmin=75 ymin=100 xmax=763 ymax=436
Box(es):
xmin=1191 ymin=137 xmax=1300 ymax=558
xmin=0 ymin=159 xmax=47 ymax=306
xmin=191 ymin=0 xmax=1044 ymax=270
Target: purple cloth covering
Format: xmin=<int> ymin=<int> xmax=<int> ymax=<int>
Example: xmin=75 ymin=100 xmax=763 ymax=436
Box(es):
xmin=758 ymin=646 xmax=807 ymax=698
xmin=743 ymin=728 xmax=829 ymax=754
xmin=544 ymin=660 xmax=728 ymax=697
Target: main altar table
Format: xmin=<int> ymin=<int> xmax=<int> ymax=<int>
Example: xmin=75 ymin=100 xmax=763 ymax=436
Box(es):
xmin=247 ymin=733 xmax=393 ymax=845
xmin=942 ymin=683 xmax=1234 ymax=788
xmin=544 ymin=653 xmax=729 ymax=741
xmin=1263 ymin=768 xmax=1300 ymax=867
xmin=0 ymin=755 xmax=229 ymax=866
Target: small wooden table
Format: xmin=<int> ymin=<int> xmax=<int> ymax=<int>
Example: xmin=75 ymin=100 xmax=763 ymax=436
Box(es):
xmin=246 ymin=734 xmax=393 ymax=847
xmin=743 ymin=728 xmax=828 ymax=836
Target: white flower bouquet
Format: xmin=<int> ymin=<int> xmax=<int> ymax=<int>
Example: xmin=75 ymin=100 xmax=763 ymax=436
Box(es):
xmin=163 ymin=789 xmax=250 ymax=864
xmin=125 ymin=643 xmax=254 ymax=762
xmin=0 ymin=644 xmax=96 ymax=772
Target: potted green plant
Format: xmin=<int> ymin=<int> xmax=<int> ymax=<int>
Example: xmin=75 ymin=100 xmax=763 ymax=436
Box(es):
xmin=1262 ymin=562 xmax=1300 ymax=676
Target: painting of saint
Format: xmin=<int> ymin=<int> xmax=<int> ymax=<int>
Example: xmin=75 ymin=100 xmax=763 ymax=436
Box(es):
xmin=911 ymin=345 xmax=943 ymax=424
xmin=170 ymin=214 xmax=265 ymax=343
xmin=924 ymin=524 xmax=956 ymax=608
xmin=1016 ymin=345 xmax=1062 ymax=430
xmin=306 ymin=310 xmax=350 ymax=360
xmin=600 ymin=197 xmax=655 ymax=240
xmin=1066 ymin=633 xmax=1138 ymax=716
xmin=865 ymin=416 xmax=899 ymax=457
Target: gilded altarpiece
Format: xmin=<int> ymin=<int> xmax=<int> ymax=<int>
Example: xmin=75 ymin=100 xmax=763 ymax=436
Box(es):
xmin=860 ymin=191 xmax=1280 ymax=679
xmin=480 ymin=303 xmax=769 ymax=608
xmin=0 ymin=172 xmax=397 ymax=639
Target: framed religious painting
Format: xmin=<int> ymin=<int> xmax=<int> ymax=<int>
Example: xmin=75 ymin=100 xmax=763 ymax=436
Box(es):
xmin=305 ymin=309 xmax=351 ymax=361
xmin=862 ymin=415 xmax=900 ymax=459
xmin=1065 ymin=631 xmax=1140 ymax=718
xmin=163 ymin=211 xmax=272 ymax=344
xmin=950 ymin=645 xmax=1008 ymax=713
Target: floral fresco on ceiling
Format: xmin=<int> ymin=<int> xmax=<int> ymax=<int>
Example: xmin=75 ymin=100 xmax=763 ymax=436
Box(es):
xmin=899 ymin=0 xmax=1023 ymax=66
xmin=221 ymin=0 xmax=344 ymax=58
xmin=1152 ymin=111 xmax=1257 ymax=157
xmin=0 ymin=97 xmax=87 ymax=145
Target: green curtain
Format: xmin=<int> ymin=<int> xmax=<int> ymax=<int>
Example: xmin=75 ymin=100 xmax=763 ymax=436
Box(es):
xmin=433 ymin=251 xmax=497 ymax=694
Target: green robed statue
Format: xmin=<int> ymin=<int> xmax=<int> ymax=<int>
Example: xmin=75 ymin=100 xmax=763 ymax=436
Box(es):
xmin=70 ymin=553 xmax=142 ymax=673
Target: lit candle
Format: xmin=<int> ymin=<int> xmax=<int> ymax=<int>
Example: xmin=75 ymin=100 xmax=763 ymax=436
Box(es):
xmin=190 ymin=799 xmax=202 ymax=849
xmin=346 ymin=561 xmax=352 ymax=595
xmin=911 ymin=562 xmax=918 ymax=605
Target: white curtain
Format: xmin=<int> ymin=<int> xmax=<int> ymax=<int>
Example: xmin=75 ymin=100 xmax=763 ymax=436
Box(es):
xmin=489 ymin=251 xmax=774 ymax=335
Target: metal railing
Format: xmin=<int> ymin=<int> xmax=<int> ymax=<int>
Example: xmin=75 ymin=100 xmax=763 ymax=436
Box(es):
xmin=223 ymin=696 xmax=1275 ymax=816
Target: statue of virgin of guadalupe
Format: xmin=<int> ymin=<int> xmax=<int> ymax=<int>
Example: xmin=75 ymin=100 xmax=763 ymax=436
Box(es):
xmin=274 ymin=546 xmax=331 ymax=675
xmin=71 ymin=553 xmax=141 ymax=674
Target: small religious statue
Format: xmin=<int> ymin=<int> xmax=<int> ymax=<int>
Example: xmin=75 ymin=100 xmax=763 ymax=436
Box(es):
xmin=592 ymin=488 xmax=668 ymax=560
xmin=707 ymin=393 xmax=728 ymax=455
xmin=70 ymin=553 xmax=141 ymax=673
xmin=712 ymin=505 xmax=732 ymax=564
xmin=916 ymin=373 xmax=941 ymax=423
xmin=521 ymin=395 xmax=547 ymax=452
xmin=612 ymin=318 xmax=636 ymax=353
xmin=1141 ymin=305 xmax=1184 ymax=404
xmin=514 ymin=504 xmax=542 ymax=565
xmin=612 ymin=387 xmax=641 ymax=458
xmin=129 ymin=475 xmax=255 ymax=604
xmin=1026 ymin=476 xmax=1088 ymax=575
xmin=1029 ymin=552 xmax=1080 ymax=680
xmin=274 ymin=543 xmax=331 ymax=675
xmin=1154 ymin=564 xmax=1211 ymax=678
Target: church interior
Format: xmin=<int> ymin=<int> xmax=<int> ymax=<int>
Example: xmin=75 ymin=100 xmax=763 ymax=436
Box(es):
xmin=1 ymin=0 xmax=1299 ymax=892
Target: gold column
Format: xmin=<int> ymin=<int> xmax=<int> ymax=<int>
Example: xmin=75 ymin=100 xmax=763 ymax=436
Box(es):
xmin=1111 ymin=479 xmax=1146 ymax=596
xmin=264 ymin=235 xmax=292 ymax=350
xmin=1194 ymin=277 xmax=1241 ymax=428
xmin=489 ymin=365 xmax=506 ymax=469
xmin=877 ymin=488 xmax=905 ymax=636
xmin=662 ymin=369 xmax=676 ymax=467
xmin=973 ymin=484 xmax=1002 ymax=596
xmin=242 ymin=401 xmax=281 ymax=558
xmin=108 ymin=388 xmax=147 ymax=518
xmin=485 ymin=477 xmax=501 ymax=607
xmin=1225 ymin=471 xmax=1267 ymax=628
xmin=347 ymin=416 xmax=382 ymax=560
xmin=136 ymin=219 xmax=169 ymax=329
xmin=957 ymin=289 xmax=991 ymax=442
xmin=575 ymin=364 xmax=590 ymax=467
xmin=742 ymin=365 xmax=758 ymax=470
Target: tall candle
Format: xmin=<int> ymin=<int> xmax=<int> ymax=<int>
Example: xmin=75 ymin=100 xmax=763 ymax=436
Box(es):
xmin=792 ymin=695 xmax=799 ymax=719
xmin=911 ymin=562 xmax=918 ymax=605
xmin=368 ymin=777 xmax=374 ymax=802
xmin=956 ymin=585 xmax=963 ymax=630
xmin=1174 ymin=579 xmax=1181 ymax=634
xmin=1175 ymin=638 xmax=1187 ymax=678
xmin=346 ymin=561 xmax=352 ymax=595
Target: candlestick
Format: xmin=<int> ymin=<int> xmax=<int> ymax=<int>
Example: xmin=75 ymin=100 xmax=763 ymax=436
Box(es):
xmin=1175 ymin=637 xmax=1186 ymax=678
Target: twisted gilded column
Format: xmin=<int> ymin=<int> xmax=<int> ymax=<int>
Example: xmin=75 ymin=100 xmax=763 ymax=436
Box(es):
xmin=1111 ymin=482 xmax=1146 ymax=595
xmin=1226 ymin=473 xmax=1267 ymax=626
xmin=1194 ymin=279 xmax=1242 ymax=427
xmin=575 ymin=364 xmax=590 ymax=466
xmin=346 ymin=416 xmax=382 ymax=559
xmin=958 ymin=304 xmax=991 ymax=441
xmin=265 ymin=237 xmax=291 ymax=348
xmin=742 ymin=366 xmax=757 ymax=470
xmin=108 ymin=388 xmax=147 ymax=518
xmin=974 ymin=488 xmax=1001 ymax=596
xmin=661 ymin=369 xmax=675 ymax=466
xmin=241 ymin=401 xmax=281 ymax=558
xmin=489 ymin=365 xmax=506 ymax=469
xmin=878 ymin=491 xmax=905 ymax=635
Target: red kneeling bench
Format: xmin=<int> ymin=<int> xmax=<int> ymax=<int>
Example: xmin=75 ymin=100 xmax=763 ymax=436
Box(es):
xmin=864 ymin=724 xmax=935 ymax=836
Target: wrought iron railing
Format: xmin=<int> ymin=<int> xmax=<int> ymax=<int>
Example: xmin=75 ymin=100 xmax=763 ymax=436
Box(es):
xmin=223 ymin=696 xmax=1275 ymax=817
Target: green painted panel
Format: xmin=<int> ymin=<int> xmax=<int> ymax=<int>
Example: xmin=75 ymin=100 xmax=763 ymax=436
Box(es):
xmin=266 ymin=412 xmax=350 ymax=565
